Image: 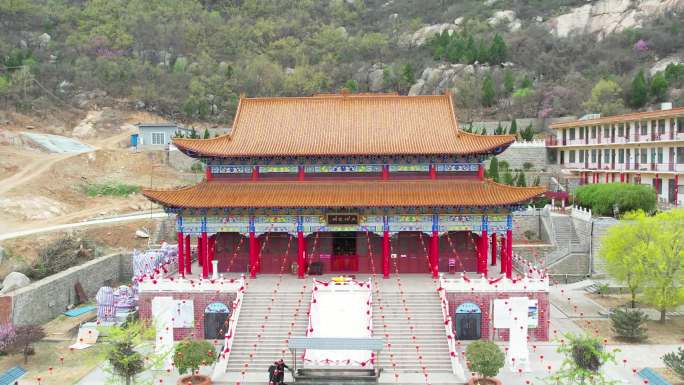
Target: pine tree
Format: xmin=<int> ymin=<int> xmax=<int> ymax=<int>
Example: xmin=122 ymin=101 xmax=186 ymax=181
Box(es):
xmin=481 ymin=75 xmax=495 ymax=107
xmin=190 ymin=128 xmax=199 ymax=139
xmin=494 ymin=122 xmax=504 ymax=135
xmin=628 ymin=69 xmax=649 ymax=108
xmin=503 ymin=170 xmax=515 ymax=185
xmin=650 ymin=72 xmax=669 ymax=102
xmin=203 ymin=128 xmax=210 ymax=139
xmin=663 ymin=348 xmax=684 ymax=379
xmin=508 ymin=119 xmax=518 ymax=136
xmin=402 ymin=64 xmax=415 ymax=85
xmin=516 ymin=171 xmax=527 ymax=187
xmin=503 ymin=69 xmax=515 ymax=95
xmin=533 ymin=175 xmax=541 ymax=186
xmin=489 ymin=34 xmax=507 ymax=64
xmin=489 ymin=157 xmax=500 ymax=182
xmin=610 ymin=308 xmax=648 ymax=342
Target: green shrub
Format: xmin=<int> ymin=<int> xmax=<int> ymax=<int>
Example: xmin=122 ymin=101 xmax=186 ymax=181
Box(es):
xmin=465 ymin=340 xmax=505 ymax=380
xmin=82 ymin=182 xmax=141 ymax=197
xmin=574 ymin=183 xmax=656 ymax=216
xmin=610 ymin=308 xmax=648 ymax=342
xmin=663 ymin=348 xmax=684 ymax=379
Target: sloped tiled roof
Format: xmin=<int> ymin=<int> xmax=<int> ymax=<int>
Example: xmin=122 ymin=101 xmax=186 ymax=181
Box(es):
xmin=143 ymin=179 xmax=545 ymax=209
xmin=173 ymin=94 xmax=515 ymax=157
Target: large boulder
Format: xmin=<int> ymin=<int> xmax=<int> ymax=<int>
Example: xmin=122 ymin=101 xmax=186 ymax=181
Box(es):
xmin=549 ymin=0 xmax=684 ymax=39
xmin=0 ymin=272 xmax=30 ymax=294
xmin=408 ymin=23 xmax=457 ymax=47
xmin=487 ymin=10 xmax=521 ymax=31
xmin=650 ymin=54 xmax=683 ymax=76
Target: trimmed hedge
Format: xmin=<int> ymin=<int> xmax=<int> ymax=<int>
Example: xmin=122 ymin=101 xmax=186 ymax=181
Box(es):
xmin=574 ymin=183 xmax=656 ymax=216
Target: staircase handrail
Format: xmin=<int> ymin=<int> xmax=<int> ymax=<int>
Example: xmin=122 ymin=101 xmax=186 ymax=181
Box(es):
xmin=212 ymin=274 xmax=246 ymax=380
xmin=437 ymin=278 xmax=466 ymax=382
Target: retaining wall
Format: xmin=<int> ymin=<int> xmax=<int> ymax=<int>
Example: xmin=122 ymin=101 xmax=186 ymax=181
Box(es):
xmin=0 ymin=253 xmax=132 ymax=326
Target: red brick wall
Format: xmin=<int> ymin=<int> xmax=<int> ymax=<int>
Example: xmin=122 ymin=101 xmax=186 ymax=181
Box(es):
xmin=446 ymin=291 xmax=549 ymax=341
xmin=139 ymin=291 xmax=236 ymax=340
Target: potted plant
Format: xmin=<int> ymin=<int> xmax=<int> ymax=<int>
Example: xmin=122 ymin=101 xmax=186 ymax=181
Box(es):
xmin=173 ymin=339 xmax=218 ymax=385
xmin=465 ymin=340 xmax=505 ymax=385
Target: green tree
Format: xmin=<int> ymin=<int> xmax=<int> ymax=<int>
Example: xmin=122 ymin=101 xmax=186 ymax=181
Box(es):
xmin=627 ymin=70 xmax=648 ymax=108
xmin=610 ymin=308 xmax=648 ymax=342
xmin=516 ymin=171 xmax=527 ymax=187
xmin=533 ymin=175 xmax=541 ymax=186
xmin=650 ymin=72 xmax=669 ymax=102
xmin=481 ymin=75 xmax=495 ymax=107
xmin=401 ymin=64 xmax=415 ymax=86
xmin=465 ymin=340 xmax=505 ymax=381
xmin=98 ymin=321 xmax=158 ymax=385
xmin=546 ymin=333 xmax=619 ymax=385
xmin=600 ymin=212 xmax=649 ymax=308
xmin=641 ymin=209 xmax=684 ymax=322
xmin=520 ymin=123 xmax=535 ymax=141
xmin=503 ymin=170 xmax=515 ymax=185
xmin=584 ymin=79 xmax=625 ymax=116
xmin=600 ymin=209 xmax=684 ymax=322
xmin=508 ymin=119 xmax=518 ymax=136
xmin=488 ymin=157 xmax=500 ymax=182
xmin=489 ymin=34 xmax=507 ymax=64
xmin=663 ymin=348 xmax=684 ymax=379
xmin=173 ymin=339 xmax=218 ymax=383
xmin=344 ymin=79 xmax=358 ymax=93
xmin=494 ymin=122 xmax=505 ymax=135
xmin=503 ymin=69 xmax=515 ymax=95
xmin=203 ymin=128 xmax=210 ymax=139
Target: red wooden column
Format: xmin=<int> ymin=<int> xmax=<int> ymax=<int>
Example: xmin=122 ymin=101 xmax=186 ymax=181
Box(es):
xmin=505 ymin=214 xmax=513 ymax=279
xmin=675 ymin=175 xmax=679 ymax=207
xmin=655 ymin=174 xmax=660 ymax=196
xmin=490 ymin=232 xmax=497 ymax=266
xmin=429 ymin=164 xmax=437 ymax=179
xmin=620 ymin=173 xmax=625 ymax=182
xmin=382 ymin=216 xmax=390 ymax=278
xmin=176 ymin=216 xmax=185 ymax=276
xmin=249 ymin=216 xmax=257 ymax=278
xmin=381 ymin=165 xmax=389 ymax=180
xmin=481 ymin=216 xmax=488 ymax=278
xmin=477 ymin=164 xmax=484 ymax=179
xmin=251 ymin=166 xmax=260 ymax=181
xmin=208 ymin=234 xmax=215 ymax=275
xmin=604 ymin=172 xmax=609 ymax=183
xmin=430 ymin=214 xmax=439 ymax=278
xmin=197 ymin=236 xmax=203 ymax=268
xmin=201 ymin=218 xmax=208 ymax=279
xmin=185 ymin=235 xmax=192 ymax=274
xmin=297 ymin=216 xmax=306 ymax=279
xmin=205 ymin=166 xmax=213 ymax=181
xmin=499 ymin=235 xmax=506 ymax=274
xmin=298 ymin=165 xmax=305 ymax=181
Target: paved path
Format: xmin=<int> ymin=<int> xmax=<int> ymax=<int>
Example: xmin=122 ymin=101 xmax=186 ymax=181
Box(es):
xmin=0 ymin=211 xmax=166 ymax=241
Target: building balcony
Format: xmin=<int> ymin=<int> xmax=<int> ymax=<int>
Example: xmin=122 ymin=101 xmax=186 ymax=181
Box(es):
xmin=560 ymin=162 xmax=684 ymax=173
xmin=549 ymin=132 xmax=684 ymax=147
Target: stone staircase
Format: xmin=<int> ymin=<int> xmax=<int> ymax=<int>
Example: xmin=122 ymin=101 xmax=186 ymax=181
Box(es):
xmin=373 ymin=280 xmax=455 ymax=381
xmin=217 ymin=275 xmax=458 ymax=384
xmin=224 ymin=287 xmax=310 ymax=375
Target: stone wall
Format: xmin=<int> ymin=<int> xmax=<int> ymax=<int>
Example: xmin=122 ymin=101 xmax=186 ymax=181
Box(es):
xmin=138 ymin=291 xmax=236 ymax=340
xmin=512 ymin=212 xmax=542 ymax=241
xmin=446 ymin=291 xmax=550 ymax=341
xmin=590 ymin=218 xmax=619 ymax=275
xmin=1 ymin=253 xmax=131 ymax=326
xmin=495 ymin=145 xmax=549 ymax=171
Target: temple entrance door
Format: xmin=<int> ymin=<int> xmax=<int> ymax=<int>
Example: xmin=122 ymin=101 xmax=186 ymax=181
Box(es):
xmin=330 ymin=232 xmax=358 ymax=272
xmin=204 ymin=302 xmax=230 ymax=340
xmin=454 ymin=302 xmax=482 ymax=340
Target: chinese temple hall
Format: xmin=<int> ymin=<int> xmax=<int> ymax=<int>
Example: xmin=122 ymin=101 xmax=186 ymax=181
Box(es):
xmin=143 ymin=92 xmax=545 ymax=280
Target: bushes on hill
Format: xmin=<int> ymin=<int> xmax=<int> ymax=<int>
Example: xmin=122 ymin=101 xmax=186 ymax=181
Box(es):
xmin=574 ymin=183 xmax=656 ymax=216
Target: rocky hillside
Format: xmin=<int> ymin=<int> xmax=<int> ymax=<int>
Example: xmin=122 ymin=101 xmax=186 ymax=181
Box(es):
xmin=1 ymin=0 xmax=683 ymax=124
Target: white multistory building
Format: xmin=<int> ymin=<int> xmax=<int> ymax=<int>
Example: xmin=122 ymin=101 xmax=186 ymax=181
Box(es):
xmin=546 ymin=105 xmax=684 ymax=206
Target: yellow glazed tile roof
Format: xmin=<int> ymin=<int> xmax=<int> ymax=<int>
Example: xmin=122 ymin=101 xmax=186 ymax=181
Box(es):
xmin=143 ymin=179 xmax=545 ymax=209
xmin=173 ymin=94 xmax=514 ymax=157
xmin=549 ymin=107 xmax=684 ymax=129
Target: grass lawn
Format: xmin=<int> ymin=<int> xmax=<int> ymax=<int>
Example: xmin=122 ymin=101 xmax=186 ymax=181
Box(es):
xmin=576 ymin=317 xmax=684 ymax=344
xmin=0 ymin=339 xmax=104 ymax=385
